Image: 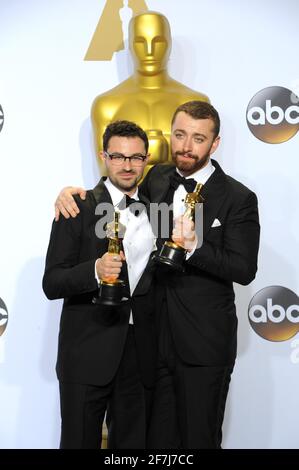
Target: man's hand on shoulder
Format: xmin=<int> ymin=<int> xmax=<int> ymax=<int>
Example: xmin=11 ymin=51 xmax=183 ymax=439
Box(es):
xmin=55 ymin=186 xmax=86 ymax=221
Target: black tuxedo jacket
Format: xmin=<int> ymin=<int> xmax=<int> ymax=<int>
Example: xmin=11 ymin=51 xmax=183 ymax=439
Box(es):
xmin=140 ymin=160 xmax=260 ymax=366
xmin=43 ymin=179 xmax=156 ymax=387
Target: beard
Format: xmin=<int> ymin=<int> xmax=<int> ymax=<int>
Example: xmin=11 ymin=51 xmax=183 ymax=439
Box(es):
xmin=110 ymin=170 xmax=140 ymax=193
xmin=172 ymin=150 xmax=210 ymax=176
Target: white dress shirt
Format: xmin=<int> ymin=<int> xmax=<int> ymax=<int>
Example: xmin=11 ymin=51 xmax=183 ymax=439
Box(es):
xmin=96 ymin=178 xmax=156 ymax=323
xmin=172 ymin=159 xmax=215 ymax=257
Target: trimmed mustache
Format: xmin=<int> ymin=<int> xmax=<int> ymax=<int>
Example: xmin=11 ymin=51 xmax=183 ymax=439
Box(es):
xmin=175 ymin=151 xmax=197 ymax=160
xmin=117 ymin=169 xmax=136 ymax=174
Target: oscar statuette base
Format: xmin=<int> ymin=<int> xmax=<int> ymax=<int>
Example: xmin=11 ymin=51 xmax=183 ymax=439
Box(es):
xmin=92 ymin=279 xmax=129 ymax=306
xmin=154 ymin=241 xmax=186 ymax=272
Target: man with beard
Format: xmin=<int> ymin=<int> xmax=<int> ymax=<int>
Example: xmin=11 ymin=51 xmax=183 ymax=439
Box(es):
xmin=54 ymin=101 xmax=260 ymax=448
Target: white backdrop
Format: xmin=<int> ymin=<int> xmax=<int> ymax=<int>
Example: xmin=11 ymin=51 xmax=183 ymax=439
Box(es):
xmin=0 ymin=0 xmax=298 ymax=448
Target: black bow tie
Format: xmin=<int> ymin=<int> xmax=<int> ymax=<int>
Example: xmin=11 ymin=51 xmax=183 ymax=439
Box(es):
xmin=118 ymin=194 xmax=146 ymax=216
xmin=169 ymin=172 xmax=197 ymax=193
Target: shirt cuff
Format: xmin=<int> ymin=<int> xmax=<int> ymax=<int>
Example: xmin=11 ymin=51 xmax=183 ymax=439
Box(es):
xmin=185 ymin=245 xmax=196 ymax=260
xmin=95 ymin=259 xmax=100 ymax=285
xmin=185 ymin=234 xmax=198 ymax=260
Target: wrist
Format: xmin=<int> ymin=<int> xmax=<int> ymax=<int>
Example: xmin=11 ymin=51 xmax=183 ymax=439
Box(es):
xmin=186 ymin=233 xmax=198 ymax=252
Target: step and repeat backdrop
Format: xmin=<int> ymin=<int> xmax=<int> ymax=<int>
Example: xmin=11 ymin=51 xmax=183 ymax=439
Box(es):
xmin=0 ymin=0 xmax=298 ymax=448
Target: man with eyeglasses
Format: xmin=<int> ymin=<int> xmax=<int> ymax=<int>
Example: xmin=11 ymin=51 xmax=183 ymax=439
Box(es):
xmin=43 ymin=120 xmax=157 ymax=449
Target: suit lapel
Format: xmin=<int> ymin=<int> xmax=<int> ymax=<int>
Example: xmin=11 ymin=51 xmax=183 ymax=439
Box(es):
xmin=133 ymin=252 xmax=156 ymax=297
xmin=92 ymin=177 xmax=113 ymax=206
xmin=201 ymin=160 xmax=228 ymax=238
xmin=88 ymin=178 xmax=112 ymax=259
xmin=132 ymin=192 xmax=157 ymax=297
xmin=138 ymin=193 xmax=151 ymax=220
xmin=150 ymin=165 xmax=176 ymax=203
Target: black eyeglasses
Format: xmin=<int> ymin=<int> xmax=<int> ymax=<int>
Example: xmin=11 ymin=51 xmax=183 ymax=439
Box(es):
xmin=104 ymin=151 xmax=147 ymax=166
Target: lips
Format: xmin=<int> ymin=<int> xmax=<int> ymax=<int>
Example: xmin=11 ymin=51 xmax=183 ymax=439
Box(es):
xmin=178 ymin=153 xmax=196 ymax=160
xmin=118 ymin=173 xmax=135 ymax=178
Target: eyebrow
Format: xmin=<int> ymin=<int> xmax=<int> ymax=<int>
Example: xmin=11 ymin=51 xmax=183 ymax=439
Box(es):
xmin=173 ymin=128 xmax=207 ymax=139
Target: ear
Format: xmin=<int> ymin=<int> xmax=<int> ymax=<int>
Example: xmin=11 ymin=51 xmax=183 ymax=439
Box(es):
xmin=99 ymin=151 xmax=105 ymax=163
xmin=210 ymin=136 xmax=220 ymax=156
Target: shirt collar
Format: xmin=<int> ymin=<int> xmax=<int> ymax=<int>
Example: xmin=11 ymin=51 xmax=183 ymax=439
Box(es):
xmin=104 ymin=178 xmax=139 ymax=208
xmin=176 ymin=158 xmax=215 ymax=185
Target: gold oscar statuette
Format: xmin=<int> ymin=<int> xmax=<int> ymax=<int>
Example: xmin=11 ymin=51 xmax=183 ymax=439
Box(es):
xmin=155 ymin=183 xmax=204 ymax=271
xmin=93 ymin=211 xmax=128 ymax=306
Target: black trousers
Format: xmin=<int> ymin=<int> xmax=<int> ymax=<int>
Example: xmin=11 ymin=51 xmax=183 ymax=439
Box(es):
xmin=59 ymin=327 xmax=152 ymax=449
xmin=148 ymin=303 xmax=234 ymax=449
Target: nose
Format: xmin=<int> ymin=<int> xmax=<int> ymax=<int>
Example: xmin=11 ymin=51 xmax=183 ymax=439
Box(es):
xmin=145 ymin=39 xmax=154 ymax=56
xmin=123 ymin=157 xmax=133 ymax=170
xmin=182 ymin=136 xmax=193 ymax=153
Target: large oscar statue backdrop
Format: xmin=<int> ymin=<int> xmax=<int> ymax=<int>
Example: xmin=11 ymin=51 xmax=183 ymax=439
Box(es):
xmin=90 ymin=11 xmax=209 ymax=174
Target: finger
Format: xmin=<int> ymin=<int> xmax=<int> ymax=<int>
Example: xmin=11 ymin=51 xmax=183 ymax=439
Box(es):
xmin=104 ymin=270 xmax=121 ymax=277
xmin=61 ymin=202 xmax=79 ymax=218
xmin=55 ymin=206 xmax=60 ymax=222
xmin=172 ymin=228 xmax=184 ymax=237
xmin=106 ymin=262 xmax=122 ymax=270
xmin=174 ymin=218 xmax=184 ymax=230
xmin=108 ymin=254 xmax=121 ymax=261
xmin=183 ymin=231 xmax=195 ymax=238
xmin=109 ymin=267 xmax=121 ymax=274
xmin=71 ymin=203 xmax=80 ymax=215
xmin=59 ymin=188 xmax=76 ymax=205
xmin=172 ymin=231 xmax=183 ymax=240
xmin=181 ymin=217 xmax=192 ymax=227
xmin=173 ymin=217 xmax=180 ymax=227
xmin=61 ymin=199 xmax=80 ymax=217
xmin=68 ymin=187 xmax=85 ymax=205
xmin=67 ymin=186 xmax=85 ymax=197
xmin=181 ymin=223 xmax=194 ymax=233
xmin=105 ymin=257 xmax=122 ymax=266
xmin=104 ymin=269 xmax=121 ymax=277
xmin=111 ymin=254 xmax=126 ymax=264
xmin=78 ymin=188 xmax=87 ymax=200
xmin=59 ymin=188 xmax=81 ymax=214
xmin=184 ymin=221 xmax=194 ymax=232
xmin=183 ymin=225 xmax=195 ymax=236
xmin=56 ymin=202 xmax=70 ymax=219
xmin=103 ymin=274 xmax=118 ymax=281
xmin=172 ymin=237 xmax=183 ymax=246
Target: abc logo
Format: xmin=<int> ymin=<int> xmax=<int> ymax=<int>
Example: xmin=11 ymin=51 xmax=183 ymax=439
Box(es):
xmin=0 ymin=297 xmax=8 ymax=337
xmin=0 ymin=104 xmax=4 ymax=133
xmin=246 ymin=86 xmax=299 ymax=143
xmin=248 ymin=286 xmax=299 ymax=341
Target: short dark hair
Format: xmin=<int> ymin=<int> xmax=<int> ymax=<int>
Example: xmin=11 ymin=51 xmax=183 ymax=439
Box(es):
xmin=103 ymin=120 xmax=149 ymax=153
xmin=171 ymin=101 xmax=220 ymax=138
